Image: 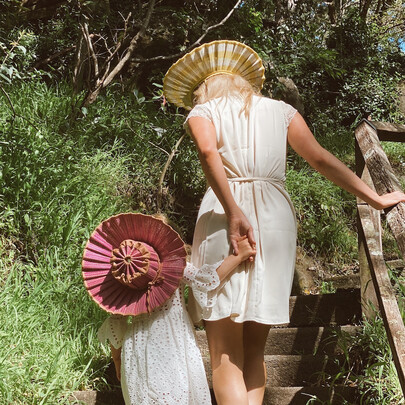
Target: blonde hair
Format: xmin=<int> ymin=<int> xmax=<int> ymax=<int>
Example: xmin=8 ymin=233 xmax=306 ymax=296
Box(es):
xmin=193 ymin=74 xmax=261 ymax=117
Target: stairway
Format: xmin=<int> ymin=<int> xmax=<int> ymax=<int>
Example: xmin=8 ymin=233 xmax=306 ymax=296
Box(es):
xmin=197 ymin=288 xmax=361 ymax=405
xmin=70 ymin=289 xmax=361 ymax=405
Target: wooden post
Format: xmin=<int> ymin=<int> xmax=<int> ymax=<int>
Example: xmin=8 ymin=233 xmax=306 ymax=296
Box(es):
xmin=355 ymin=134 xmax=379 ymax=318
xmin=358 ymin=204 xmax=405 ymax=394
xmin=355 ymin=119 xmax=405 ymax=396
xmin=371 ymin=121 xmax=405 ymax=142
xmin=355 ymin=120 xmax=405 ymax=262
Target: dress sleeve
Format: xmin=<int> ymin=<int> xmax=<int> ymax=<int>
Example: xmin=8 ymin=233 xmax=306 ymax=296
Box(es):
xmin=183 ymin=103 xmax=213 ymax=131
xmin=97 ymin=314 xmax=128 ymax=349
xmin=183 ymin=261 xmax=223 ymax=308
xmin=280 ymin=101 xmax=298 ymax=128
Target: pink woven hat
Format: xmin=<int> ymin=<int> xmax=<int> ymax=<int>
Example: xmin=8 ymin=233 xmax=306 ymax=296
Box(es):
xmin=82 ymin=213 xmax=187 ymax=316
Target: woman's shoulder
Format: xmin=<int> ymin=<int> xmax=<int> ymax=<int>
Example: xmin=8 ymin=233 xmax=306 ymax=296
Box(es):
xmin=255 ymin=96 xmax=296 ymax=113
xmin=255 ymin=96 xmax=286 ymax=106
xmin=186 ymin=101 xmax=215 ymax=123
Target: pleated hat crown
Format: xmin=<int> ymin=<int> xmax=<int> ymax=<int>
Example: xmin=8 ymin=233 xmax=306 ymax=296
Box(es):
xmin=163 ymin=40 xmax=265 ymax=110
xmin=82 ymin=213 xmax=187 ymax=316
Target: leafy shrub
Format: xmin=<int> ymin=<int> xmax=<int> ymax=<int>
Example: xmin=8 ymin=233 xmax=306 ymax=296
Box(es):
xmin=329 ymin=267 xmax=405 ymax=404
xmin=286 ymin=167 xmax=357 ymax=262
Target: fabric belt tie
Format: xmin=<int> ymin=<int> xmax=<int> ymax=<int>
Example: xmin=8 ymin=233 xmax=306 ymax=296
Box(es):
xmin=227 ymin=177 xmax=285 ymax=187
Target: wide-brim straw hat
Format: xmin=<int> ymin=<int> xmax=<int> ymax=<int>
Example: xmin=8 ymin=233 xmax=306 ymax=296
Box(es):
xmin=82 ymin=213 xmax=187 ymax=316
xmin=163 ymin=40 xmax=265 ymax=110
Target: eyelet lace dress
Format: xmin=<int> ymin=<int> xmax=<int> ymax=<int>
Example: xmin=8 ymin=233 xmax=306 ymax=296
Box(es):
xmin=186 ymin=95 xmax=298 ymax=325
xmin=98 ymin=261 xmax=222 ymax=405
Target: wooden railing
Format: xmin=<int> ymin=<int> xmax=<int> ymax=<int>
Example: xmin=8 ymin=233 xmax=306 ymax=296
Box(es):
xmin=355 ymin=119 xmax=405 ymax=395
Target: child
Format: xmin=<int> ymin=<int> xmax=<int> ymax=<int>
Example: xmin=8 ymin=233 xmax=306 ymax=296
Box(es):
xmin=88 ymin=214 xmax=255 ymax=405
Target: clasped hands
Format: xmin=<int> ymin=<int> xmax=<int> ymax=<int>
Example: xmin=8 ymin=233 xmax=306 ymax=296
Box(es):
xmin=228 ymin=209 xmax=256 ymax=262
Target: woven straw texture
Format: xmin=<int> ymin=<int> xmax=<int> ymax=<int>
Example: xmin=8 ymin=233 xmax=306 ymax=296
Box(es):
xmin=82 ymin=213 xmax=187 ymax=316
xmin=163 ymin=40 xmax=265 ymax=110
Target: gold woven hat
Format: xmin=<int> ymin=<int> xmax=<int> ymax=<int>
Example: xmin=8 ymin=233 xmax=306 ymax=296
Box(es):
xmin=163 ymin=40 xmax=265 ymax=110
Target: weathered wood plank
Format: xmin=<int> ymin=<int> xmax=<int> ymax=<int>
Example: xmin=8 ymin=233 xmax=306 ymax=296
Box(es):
xmin=358 ymin=204 xmax=405 ymax=394
xmin=355 ymin=138 xmax=380 ymax=317
xmin=355 ymin=121 xmax=402 ymax=192
xmin=355 ymin=121 xmax=405 ymax=261
xmin=357 ymin=210 xmax=380 ymax=318
xmin=370 ymin=121 xmax=405 ymax=142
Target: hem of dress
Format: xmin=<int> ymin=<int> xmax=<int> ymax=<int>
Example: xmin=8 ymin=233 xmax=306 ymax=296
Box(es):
xmin=198 ymin=314 xmax=290 ymax=326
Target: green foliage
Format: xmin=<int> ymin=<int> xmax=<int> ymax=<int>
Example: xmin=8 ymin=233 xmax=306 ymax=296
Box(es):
xmin=1 ymin=83 xmax=130 ymax=255
xmin=342 ymin=317 xmax=404 ymax=404
xmin=319 ymin=281 xmax=337 ymax=295
xmin=326 ymin=268 xmax=405 ymax=404
xmin=0 ymin=243 xmax=110 ymax=404
xmin=382 ymin=142 xmax=405 ymax=177
xmin=0 ymin=79 xmax=205 ymax=253
xmin=0 ymin=30 xmax=43 ymax=85
xmin=286 ymin=167 xmax=357 ymax=262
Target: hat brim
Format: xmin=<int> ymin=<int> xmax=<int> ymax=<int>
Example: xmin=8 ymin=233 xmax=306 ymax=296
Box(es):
xmin=82 ymin=213 xmax=186 ymax=316
xmin=163 ymin=40 xmax=265 ymax=110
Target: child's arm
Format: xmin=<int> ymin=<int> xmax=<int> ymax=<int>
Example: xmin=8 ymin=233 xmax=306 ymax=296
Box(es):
xmin=183 ymin=237 xmax=255 ymax=309
xmin=216 ymin=236 xmax=256 ymax=281
xmin=98 ymin=315 xmax=127 ymax=382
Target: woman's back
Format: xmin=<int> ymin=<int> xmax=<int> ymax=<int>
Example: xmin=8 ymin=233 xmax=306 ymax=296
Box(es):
xmin=189 ymin=95 xmax=295 ymax=182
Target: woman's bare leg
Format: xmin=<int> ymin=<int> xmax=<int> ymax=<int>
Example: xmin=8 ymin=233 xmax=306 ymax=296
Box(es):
xmin=243 ymin=321 xmax=271 ymax=405
xmin=205 ymin=318 xmax=249 ymax=405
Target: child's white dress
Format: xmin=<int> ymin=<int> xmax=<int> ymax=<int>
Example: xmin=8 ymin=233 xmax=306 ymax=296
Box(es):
xmin=98 ymin=262 xmax=222 ymax=405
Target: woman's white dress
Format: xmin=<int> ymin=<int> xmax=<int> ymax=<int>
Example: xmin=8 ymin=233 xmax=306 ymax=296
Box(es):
xmin=187 ymin=95 xmax=297 ymax=325
xmin=98 ymin=262 xmax=222 ymax=405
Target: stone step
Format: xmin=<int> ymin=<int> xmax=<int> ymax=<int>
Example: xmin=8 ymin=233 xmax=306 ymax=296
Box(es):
xmin=322 ymin=274 xmax=360 ymax=290
xmin=264 ymin=354 xmax=343 ymax=387
xmin=71 ymin=384 xmax=357 ymax=405
xmin=203 ymin=355 xmax=345 ymax=387
xmin=264 ymin=325 xmax=360 ymax=355
xmin=288 ymin=289 xmax=361 ymax=327
xmin=196 ymin=325 xmax=360 ymax=357
xmin=70 ymin=390 xmax=124 ymax=405
xmin=262 ymin=386 xmax=357 ymax=405
xmin=70 ymin=291 xmax=361 ymax=404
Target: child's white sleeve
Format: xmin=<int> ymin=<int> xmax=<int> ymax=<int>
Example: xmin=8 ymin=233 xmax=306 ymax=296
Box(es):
xmin=183 ymin=261 xmax=223 ymax=308
xmin=97 ymin=314 xmax=128 ymax=349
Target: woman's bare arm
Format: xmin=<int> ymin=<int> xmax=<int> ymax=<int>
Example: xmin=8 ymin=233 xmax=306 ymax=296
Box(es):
xmin=287 ymin=113 xmax=405 ymax=210
xmin=187 ymin=116 xmax=255 ymax=253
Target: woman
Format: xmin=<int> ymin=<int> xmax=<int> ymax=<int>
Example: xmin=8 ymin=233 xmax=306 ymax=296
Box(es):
xmin=163 ymin=40 xmax=405 ymax=405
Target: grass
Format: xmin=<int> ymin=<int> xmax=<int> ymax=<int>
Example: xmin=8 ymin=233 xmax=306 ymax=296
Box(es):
xmin=0 ymin=81 xmax=139 ymax=404
xmin=0 ymin=242 xmax=110 ymax=404
xmin=336 ymin=312 xmax=405 ymax=404
xmin=286 ymin=166 xmax=357 ymax=263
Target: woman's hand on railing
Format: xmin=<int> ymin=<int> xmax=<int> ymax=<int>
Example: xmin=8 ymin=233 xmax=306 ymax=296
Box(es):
xmin=373 ymin=191 xmax=405 ymax=210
